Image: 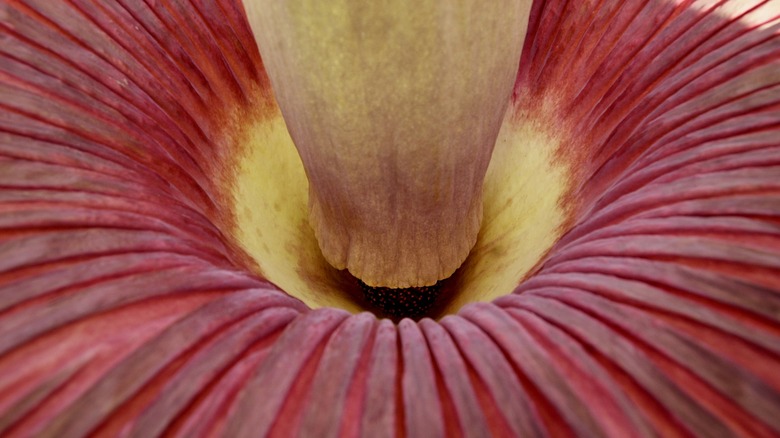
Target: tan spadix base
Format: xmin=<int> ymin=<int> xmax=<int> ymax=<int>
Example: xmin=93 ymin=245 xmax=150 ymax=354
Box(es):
xmin=243 ymin=0 xmax=532 ymax=288
xmin=231 ymin=106 xmax=569 ymax=315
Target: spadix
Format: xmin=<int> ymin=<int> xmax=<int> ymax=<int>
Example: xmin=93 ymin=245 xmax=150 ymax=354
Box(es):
xmin=244 ymin=0 xmax=532 ymax=288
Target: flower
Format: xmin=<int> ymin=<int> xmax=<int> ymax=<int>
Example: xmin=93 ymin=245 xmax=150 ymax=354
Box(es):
xmin=0 ymin=0 xmax=779 ymax=436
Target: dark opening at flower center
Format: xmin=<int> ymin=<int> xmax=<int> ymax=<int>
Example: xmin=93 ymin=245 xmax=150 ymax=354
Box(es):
xmin=358 ymin=280 xmax=442 ymax=320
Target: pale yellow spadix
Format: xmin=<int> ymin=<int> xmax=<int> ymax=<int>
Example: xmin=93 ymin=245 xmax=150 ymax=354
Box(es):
xmin=243 ymin=0 xmax=532 ymax=288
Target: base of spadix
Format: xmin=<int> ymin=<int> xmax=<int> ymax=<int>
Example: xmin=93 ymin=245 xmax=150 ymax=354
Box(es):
xmin=308 ymin=192 xmax=482 ymax=289
xmin=229 ymin=107 xmax=569 ymax=319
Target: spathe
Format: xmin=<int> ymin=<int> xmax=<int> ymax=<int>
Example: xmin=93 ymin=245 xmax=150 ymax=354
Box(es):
xmin=0 ymin=0 xmax=779 ymax=436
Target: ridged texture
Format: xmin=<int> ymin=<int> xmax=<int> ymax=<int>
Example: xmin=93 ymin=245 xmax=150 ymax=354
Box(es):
xmin=1 ymin=0 xmax=779 ymax=436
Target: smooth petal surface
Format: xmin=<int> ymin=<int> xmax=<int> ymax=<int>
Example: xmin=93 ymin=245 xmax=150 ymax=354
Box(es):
xmin=1 ymin=1 xmax=779 ymax=437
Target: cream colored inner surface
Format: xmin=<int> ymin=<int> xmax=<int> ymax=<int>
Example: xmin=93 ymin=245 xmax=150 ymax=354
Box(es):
xmin=231 ymin=107 xmax=568 ymax=316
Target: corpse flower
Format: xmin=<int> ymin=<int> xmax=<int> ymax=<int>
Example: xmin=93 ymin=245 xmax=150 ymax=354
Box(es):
xmin=1 ymin=0 xmax=779 ymax=436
